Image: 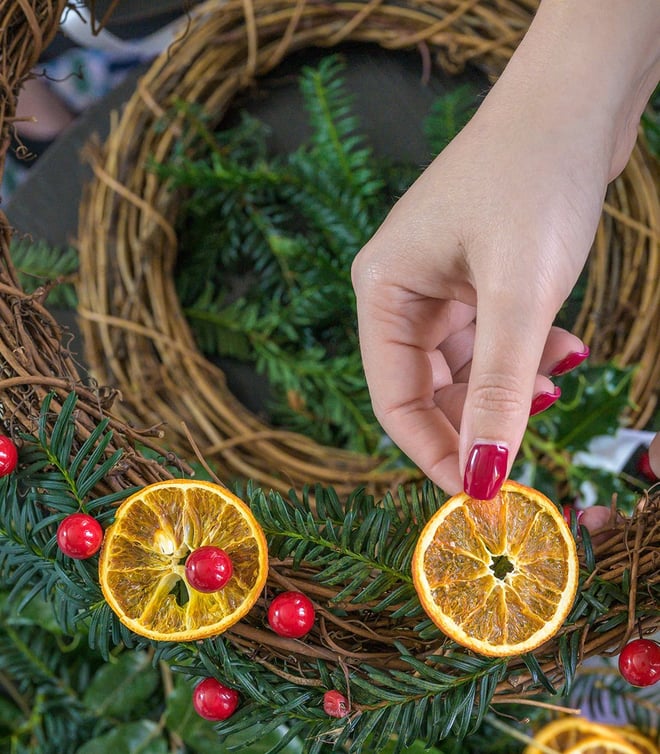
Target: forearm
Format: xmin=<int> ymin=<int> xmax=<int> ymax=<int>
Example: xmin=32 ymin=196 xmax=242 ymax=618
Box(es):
xmin=485 ymin=0 xmax=660 ymax=180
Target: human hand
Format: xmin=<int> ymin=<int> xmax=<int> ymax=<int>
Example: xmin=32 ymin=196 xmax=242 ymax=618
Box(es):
xmin=351 ymin=1 xmax=660 ymax=498
xmin=352 ymin=101 xmax=598 ymax=496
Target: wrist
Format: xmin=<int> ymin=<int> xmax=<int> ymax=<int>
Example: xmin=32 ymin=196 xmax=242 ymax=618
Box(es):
xmin=493 ymin=0 xmax=660 ymax=181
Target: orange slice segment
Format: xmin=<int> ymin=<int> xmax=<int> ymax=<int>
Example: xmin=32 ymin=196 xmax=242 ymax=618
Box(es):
xmin=524 ymin=718 xmax=633 ymax=754
xmin=563 ymin=736 xmax=644 ymax=754
xmin=412 ymin=480 xmax=579 ymax=657
xmin=99 ymin=479 xmax=268 ymax=642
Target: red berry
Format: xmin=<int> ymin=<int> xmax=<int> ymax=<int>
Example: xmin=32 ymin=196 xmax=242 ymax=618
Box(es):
xmin=192 ymin=677 xmax=239 ymax=720
xmin=268 ymin=591 xmax=315 ymax=638
xmin=323 ymin=690 xmax=349 ymax=718
xmin=57 ymin=513 xmax=103 ymax=559
xmin=185 ymin=546 xmax=233 ymax=592
xmin=637 ymin=450 xmax=658 ymax=482
xmin=618 ymin=639 xmax=660 ymax=687
xmin=0 ymin=435 xmax=18 ymax=477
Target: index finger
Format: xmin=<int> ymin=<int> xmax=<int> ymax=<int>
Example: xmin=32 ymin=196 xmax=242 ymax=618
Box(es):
xmin=355 ymin=288 xmax=475 ymax=494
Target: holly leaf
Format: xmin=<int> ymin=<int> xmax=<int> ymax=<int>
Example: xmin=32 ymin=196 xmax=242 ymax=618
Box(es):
xmin=534 ymin=364 xmax=634 ymax=452
xmin=75 ymin=721 xmax=168 ymax=754
xmin=82 ymin=650 xmax=160 ymax=718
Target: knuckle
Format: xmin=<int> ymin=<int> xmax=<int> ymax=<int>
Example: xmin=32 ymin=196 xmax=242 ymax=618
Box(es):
xmin=351 ymin=245 xmax=382 ymax=292
xmin=470 ymin=378 xmax=527 ymax=418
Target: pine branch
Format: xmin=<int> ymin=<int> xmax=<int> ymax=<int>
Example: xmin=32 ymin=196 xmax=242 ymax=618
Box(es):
xmin=0 ymin=602 xmax=97 ymax=754
xmin=424 ymin=83 xmax=480 ymax=155
xmin=0 ymin=393 xmax=132 ymax=642
xmin=1 ymin=392 xmax=656 ymax=753
xmin=249 ymin=482 xmax=440 ymax=611
xmin=9 ymin=237 xmax=79 ymax=308
xmin=567 ymin=667 xmax=659 ymax=737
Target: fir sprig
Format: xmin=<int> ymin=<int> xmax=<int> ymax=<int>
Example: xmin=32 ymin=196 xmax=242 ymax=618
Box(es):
xmin=0 ymin=393 xmax=132 ymax=642
xmin=8 ymin=238 xmax=78 ymax=308
xmin=423 ymin=82 xmax=480 ymax=154
xmin=0 ymin=613 xmax=94 ymax=753
xmin=250 ymin=482 xmax=436 ymax=613
xmin=0 ymin=391 xmax=657 ymax=753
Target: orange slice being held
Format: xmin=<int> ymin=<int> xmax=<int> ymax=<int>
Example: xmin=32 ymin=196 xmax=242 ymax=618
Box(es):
xmin=99 ymin=479 xmax=268 ymax=642
xmin=412 ymin=480 xmax=579 ymax=657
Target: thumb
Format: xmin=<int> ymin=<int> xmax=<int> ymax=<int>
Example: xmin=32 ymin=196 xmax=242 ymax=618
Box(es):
xmin=459 ymin=296 xmax=552 ymax=500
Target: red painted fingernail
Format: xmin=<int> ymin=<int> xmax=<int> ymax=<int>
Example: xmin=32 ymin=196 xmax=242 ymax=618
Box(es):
xmin=530 ymin=385 xmax=561 ymax=416
xmin=550 ymin=346 xmax=590 ymax=377
xmin=463 ymin=443 xmax=508 ymax=500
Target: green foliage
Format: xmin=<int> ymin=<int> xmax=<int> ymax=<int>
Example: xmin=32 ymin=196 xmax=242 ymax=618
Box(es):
xmin=566 ymin=667 xmax=659 ymax=739
xmin=0 ymin=592 xmax=99 ymax=754
xmin=516 ymin=363 xmax=643 ymax=513
xmin=0 ymin=392 xmax=657 ymax=753
xmin=424 ymin=83 xmax=480 ymax=154
xmin=157 ymin=55 xmax=479 ymax=456
xmin=641 ymin=82 xmax=660 ymax=158
xmin=8 ymin=237 xmax=78 ymax=308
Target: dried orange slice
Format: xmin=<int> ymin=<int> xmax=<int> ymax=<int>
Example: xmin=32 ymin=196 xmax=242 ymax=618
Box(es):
xmin=412 ymin=480 xmax=579 ymax=657
xmin=618 ymin=728 xmax=659 ymax=754
xmin=563 ymin=736 xmax=643 ymax=754
xmin=99 ymin=479 xmax=268 ymax=642
xmin=524 ymin=718 xmax=632 ymax=754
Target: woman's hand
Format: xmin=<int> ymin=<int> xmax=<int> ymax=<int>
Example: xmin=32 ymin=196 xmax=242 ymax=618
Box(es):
xmin=352 ymin=0 xmax=660 ymax=497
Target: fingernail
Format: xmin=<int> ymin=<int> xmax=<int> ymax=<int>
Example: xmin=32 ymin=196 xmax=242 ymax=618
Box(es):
xmin=530 ymin=385 xmax=561 ymax=416
xmin=463 ymin=442 xmax=508 ymax=500
xmin=550 ymin=346 xmax=590 ymax=377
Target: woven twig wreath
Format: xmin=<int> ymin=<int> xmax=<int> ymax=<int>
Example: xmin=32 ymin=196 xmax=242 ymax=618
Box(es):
xmin=76 ymin=0 xmax=660 ymax=495
xmin=0 ymin=4 xmax=659 ymax=735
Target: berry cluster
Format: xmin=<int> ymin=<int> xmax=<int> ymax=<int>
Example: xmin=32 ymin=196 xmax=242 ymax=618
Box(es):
xmin=191 ymin=588 xmax=350 ymax=721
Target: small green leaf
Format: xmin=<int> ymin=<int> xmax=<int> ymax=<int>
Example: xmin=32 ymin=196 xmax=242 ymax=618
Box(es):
xmin=75 ymin=721 xmax=168 ymax=754
xmin=82 ymin=650 xmax=160 ymax=717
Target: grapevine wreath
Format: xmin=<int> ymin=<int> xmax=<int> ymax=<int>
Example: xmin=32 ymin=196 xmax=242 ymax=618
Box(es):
xmin=74 ymin=0 xmax=660 ymax=496
xmin=0 ymin=1 xmax=659 ymax=753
